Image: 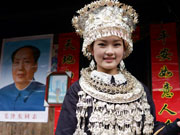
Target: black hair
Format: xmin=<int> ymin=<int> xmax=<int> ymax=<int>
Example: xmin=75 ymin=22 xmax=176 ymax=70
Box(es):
xmin=11 ymin=45 xmax=40 ymax=63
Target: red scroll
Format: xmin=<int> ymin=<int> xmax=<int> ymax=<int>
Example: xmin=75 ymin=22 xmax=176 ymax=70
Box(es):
xmin=57 ymin=32 xmax=80 ymax=82
xmin=150 ymin=23 xmax=180 ymax=123
xmin=54 ymin=32 xmax=80 ymax=133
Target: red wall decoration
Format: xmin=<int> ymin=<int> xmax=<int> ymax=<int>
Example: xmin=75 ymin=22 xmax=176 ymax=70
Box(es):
xmin=54 ymin=32 xmax=80 ymax=134
xmin=150 ymin=23 xmax=180 ymax=123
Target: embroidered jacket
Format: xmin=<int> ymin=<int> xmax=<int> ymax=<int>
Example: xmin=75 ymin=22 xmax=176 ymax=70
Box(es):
xmin=56 ymin=69 xmax=180 ymax=135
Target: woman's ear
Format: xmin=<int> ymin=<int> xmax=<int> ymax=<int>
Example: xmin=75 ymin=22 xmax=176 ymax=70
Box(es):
xmin=88 ymin=44 xmax=94 ymax=56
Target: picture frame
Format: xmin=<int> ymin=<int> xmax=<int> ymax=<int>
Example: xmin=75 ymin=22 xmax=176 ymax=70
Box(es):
xmin=0 ymin=34 xmax=53 ymax=122
xmin=45 ymin=71 xmax=71 ymax=106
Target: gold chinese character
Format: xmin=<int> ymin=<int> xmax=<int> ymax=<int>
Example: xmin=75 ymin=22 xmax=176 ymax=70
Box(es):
xmin=158 ymin=65 xmax=173 ymax=78
xmin=157 ymin=29 xmax=169 ymax=45
xmin=62 ymin=55 xmax=75 ymax=64
xmin=64 ymin=39 xmax=75 ymax=50
xmin=158 ymin=103 xmax=177 ymax=115
xmin=156 ymin=48 xmax=172 ymax=61
xmin=165 ymin=119 xmax=172 ymax=125
xmin=159 ymin=82 xmax=174 ymax=98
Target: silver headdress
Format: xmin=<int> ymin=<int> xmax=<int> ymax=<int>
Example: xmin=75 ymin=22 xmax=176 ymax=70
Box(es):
xmin=72 ymin=0 xmax=138 ymax=59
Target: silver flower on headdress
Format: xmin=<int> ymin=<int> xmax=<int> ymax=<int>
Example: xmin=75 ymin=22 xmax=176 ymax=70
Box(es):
xmin=72 ymin=0 xmax=138 ymax=60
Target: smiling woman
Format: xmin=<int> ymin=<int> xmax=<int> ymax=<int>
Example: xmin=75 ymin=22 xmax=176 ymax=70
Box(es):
xmin=55 ymin=0 xmax=180 ymax=134
xmin=90 ymin=36 xmax=124 ymax=75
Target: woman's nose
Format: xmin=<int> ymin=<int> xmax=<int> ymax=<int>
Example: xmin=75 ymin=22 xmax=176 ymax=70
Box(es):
xmin=105 ymin=45 xmax=114 ymax=55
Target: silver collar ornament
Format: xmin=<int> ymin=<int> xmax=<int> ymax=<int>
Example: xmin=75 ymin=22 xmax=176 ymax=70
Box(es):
xmin=73 ymin=68 xmax=154 ymax=135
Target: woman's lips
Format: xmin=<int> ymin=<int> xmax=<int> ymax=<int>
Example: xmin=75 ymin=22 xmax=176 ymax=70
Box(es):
xmin=103 ymin=57 xmax=115 ymax=62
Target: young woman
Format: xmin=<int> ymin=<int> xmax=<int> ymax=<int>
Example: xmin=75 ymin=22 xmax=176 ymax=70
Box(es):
xmin=55 ymin=0 xmax=180 ymax=134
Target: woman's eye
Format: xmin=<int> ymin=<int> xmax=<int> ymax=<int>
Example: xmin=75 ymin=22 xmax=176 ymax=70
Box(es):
xmin=114 ymin=43 xmax=121 ymax=47
xmin=98 ymin=43 xmax=105 ymax=46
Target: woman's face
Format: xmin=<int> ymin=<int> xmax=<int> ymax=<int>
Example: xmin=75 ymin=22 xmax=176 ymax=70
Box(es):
xmin=91 ymin=36 xmax=125 ymax=75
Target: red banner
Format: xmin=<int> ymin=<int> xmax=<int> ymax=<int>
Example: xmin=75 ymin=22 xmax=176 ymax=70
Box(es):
xmin=150 ymin=23 xmax=180 ymax=123
xmin=57 ymin=32 xmax=80 ymax=83
xmin=54 ymin=32 xmax=80 ymax=134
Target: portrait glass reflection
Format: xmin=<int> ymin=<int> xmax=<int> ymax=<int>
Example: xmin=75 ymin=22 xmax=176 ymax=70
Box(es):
xmin=46 ymin=73 xmax=70 ymax=105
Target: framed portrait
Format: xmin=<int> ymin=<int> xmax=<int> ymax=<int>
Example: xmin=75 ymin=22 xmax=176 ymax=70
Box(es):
xmin=45 ymin=71 xmax=71 ymax=106
xmin=0 ymin=34 xmax=53 ymax=122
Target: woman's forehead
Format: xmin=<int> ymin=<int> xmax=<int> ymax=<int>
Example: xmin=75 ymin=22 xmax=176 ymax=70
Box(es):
xmin=96 ymin=36 xmax=123 ymax=42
